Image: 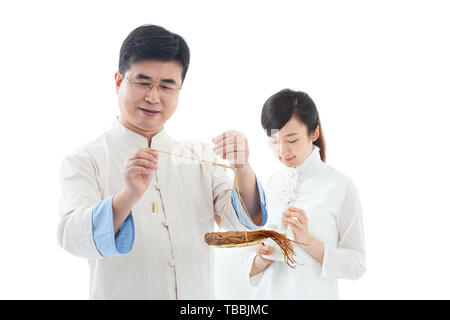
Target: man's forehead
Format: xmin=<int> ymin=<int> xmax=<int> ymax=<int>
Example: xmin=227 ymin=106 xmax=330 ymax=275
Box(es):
xmin=126 ymin=59 xmax=182 ymax=81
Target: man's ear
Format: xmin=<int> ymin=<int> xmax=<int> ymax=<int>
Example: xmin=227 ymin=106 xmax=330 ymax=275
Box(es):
xmin=114 ymin=71 xmax=123 ymax=94
xmin=311 ymin=126 xmax=320 ymax=142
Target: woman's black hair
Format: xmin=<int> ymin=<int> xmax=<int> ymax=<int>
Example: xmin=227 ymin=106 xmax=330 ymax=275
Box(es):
xmin=119 ymin=24 xmax=190 ymax=81
xmin=261 ymin=89 xmax=326 ymax=162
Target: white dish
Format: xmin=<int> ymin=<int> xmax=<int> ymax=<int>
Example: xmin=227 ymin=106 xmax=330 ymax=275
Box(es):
xmin=261 ymin=252 xmax=285 ymax=262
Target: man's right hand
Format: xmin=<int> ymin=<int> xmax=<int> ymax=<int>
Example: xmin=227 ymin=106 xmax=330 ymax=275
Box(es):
xmin=112 ymin=148 xmax=159 ymax=234
xmin=123 ymin=148 xmax=159 ymax=198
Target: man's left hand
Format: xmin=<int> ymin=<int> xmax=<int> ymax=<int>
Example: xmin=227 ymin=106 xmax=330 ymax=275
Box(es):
xmin=212 ymin=131 xmax=249 ymax=170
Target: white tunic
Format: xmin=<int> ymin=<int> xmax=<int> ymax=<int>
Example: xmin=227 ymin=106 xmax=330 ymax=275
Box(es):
xmin=57 ymin=119 xmax=243 ymax=299
xmin=243 ymin=147 xmax=366 ymax=299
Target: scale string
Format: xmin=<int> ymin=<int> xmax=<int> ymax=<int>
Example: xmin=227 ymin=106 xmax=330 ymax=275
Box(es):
xmin=147 ymin=147 xmax=257 ymax=237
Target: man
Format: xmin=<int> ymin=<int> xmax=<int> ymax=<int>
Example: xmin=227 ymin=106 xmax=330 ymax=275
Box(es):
xmin=57 ymin=24 xmax=267 ymax=299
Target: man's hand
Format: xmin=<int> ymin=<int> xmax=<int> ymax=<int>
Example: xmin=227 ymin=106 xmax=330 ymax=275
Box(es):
xmin=212 ymin=131 xmax=249 ymax=170
xmin=112 ymin=148 xmax=158 ymax=234
xmin=123 ymin=148 xmax=159 ymax=198
xmin=212 ymin=130 xmax=263 ymax=225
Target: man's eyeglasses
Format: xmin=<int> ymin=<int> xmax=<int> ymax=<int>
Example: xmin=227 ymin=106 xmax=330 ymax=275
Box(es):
xmin=124 ymin=78 xmax=181 ymax=98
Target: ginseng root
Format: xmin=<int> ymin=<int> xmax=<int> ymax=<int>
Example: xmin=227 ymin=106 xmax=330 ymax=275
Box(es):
xmin=204 ymin=230 xmax=300 ymax=268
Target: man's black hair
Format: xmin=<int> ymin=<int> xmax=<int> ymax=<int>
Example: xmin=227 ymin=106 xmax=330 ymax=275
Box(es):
xmin=119 ymin=24 xmax=190 ymax=81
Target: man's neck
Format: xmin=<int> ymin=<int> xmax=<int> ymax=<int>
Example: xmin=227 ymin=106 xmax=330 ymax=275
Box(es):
xmin=118 ymin=117 xmax=163 ymax=146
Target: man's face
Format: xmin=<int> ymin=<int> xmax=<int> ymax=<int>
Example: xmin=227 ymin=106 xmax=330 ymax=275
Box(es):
xmin=115 ymin=59 xmax=183 ymax=138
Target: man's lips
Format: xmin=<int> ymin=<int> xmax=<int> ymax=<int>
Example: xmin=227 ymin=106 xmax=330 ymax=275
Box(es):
xmin=283 ymin=156 xmax=296 ymax=162
xmin=138 ymin=107 xmax=161 ymax=116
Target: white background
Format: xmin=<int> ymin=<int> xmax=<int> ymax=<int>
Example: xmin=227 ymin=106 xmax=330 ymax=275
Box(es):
xmin=0 ymin=0 xmax=449 ymax=299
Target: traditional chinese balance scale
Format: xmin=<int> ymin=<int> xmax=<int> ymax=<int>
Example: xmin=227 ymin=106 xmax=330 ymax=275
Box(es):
xmin=148 ymin=147 xmax=304 ymax=268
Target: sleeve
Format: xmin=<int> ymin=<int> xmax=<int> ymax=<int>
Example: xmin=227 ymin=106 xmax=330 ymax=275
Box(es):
xmin=320 ymin=179 xmax=366 ymax=280
xmin=239 ymin=245 xmax=264 ymax=286
xmin=241 ymin=175 xmax=278 ymax=285
xmin=231 ymin=176 xmax=268 ymax=230
xmin=92 ymin=194 xmax=134 ymax=257
xmin=57 ymin=151 xmax=135 ymax=259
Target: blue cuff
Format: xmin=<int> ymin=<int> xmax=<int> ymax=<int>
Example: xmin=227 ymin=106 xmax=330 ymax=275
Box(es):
xmin=92 ymin=194 xmax=135 ymax=257
xmin=231 ymin=176 xmax=268 ymax=230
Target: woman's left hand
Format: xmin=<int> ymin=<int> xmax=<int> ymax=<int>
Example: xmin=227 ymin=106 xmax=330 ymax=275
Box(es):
xmin=282 ymin=207 xmax=310 ymax=244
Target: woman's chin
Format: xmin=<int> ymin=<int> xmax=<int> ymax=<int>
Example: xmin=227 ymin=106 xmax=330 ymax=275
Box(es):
xmin=284 ymin=163 xmax=298 ymax=168
xmin=281 ymin=157 xmax=301 ymax=168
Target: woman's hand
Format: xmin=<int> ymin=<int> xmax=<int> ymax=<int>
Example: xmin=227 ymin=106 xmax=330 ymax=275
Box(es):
xmin=250 ymin=243 xmax=275 ymax=277
xmin=282 ymin=207 xmax=311 ymax=244
xmin=282 ymin=207 xmax=325 ymax=264
xmin=256 ymin=243 xmax=275 ymax=262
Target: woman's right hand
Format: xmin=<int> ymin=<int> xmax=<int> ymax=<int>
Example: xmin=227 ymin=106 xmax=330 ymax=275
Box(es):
xmin=256 ymin=243 xmax=275 ymax=264
xmin=250 ymin=243 xmax=275 ymax=277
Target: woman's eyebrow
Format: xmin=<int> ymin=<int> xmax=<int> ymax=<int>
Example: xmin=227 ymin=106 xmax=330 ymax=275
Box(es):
xmin=283 ymin=133 xmax=299 ymax=138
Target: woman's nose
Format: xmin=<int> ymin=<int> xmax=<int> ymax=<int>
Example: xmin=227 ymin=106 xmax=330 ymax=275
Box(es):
xmin=279 ymin=141 xmax=291 ymax=156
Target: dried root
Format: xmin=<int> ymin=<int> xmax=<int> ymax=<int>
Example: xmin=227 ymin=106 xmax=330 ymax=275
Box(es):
xmin=205 ymin=230 xmax=300 ymax=268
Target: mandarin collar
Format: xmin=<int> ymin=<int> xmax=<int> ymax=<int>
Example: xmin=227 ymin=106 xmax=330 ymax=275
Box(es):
xmin=285 ymin=145 xmax=324 ymax=179
xmin=109 ymin=117 xmax=171 ymax=149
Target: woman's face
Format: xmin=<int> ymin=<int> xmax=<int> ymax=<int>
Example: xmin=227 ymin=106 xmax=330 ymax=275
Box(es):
xmin=268 ymin=116 xmax=319 ymax=168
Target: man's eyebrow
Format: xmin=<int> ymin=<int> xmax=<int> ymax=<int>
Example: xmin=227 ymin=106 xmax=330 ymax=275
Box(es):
xmin=135 ymin=73 xmax=151 ymax=80
xmin=161 ymin=79 xmax=177 ymax=84
xmin=134 ymin=74 xmax=177 ymax=84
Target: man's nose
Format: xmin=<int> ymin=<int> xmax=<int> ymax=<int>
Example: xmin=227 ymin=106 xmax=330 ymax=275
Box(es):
xmin=144 ymin=85 xmax=161 ymax=104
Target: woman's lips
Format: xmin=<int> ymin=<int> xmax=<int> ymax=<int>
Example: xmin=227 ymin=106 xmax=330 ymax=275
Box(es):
xmin=138 ymin=107 xmax=161 ymax=117
xmin=284 ymin=156 xmax=296 ymax=162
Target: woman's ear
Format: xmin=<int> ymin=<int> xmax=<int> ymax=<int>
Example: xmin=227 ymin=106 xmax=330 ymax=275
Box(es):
xmin=311 ymin=126 xmax=320 ymax=142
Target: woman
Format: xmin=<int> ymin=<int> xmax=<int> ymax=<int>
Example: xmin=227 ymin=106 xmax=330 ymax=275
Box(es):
xmin=244 ymin=89 xmax=366 ymax=299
